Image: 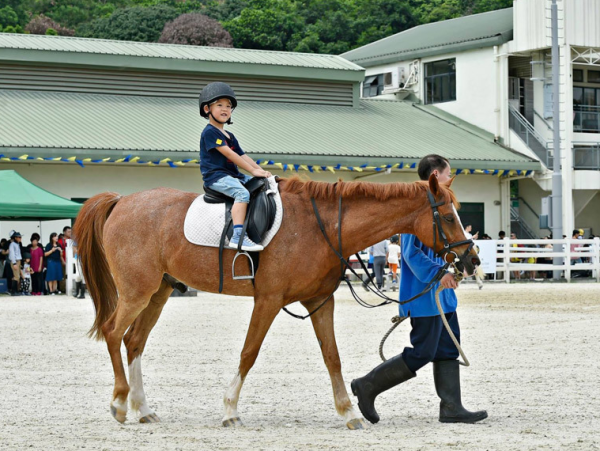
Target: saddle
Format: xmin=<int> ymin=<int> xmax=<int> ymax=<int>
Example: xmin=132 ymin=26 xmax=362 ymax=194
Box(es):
xmin=203 ymin=177 xmax=277 ymax=292
xmin=203 ymin=177 xmax=277 ymax=245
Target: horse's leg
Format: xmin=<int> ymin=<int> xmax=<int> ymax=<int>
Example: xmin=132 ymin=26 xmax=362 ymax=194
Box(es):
xmin=301 ymin=296 xmax=367 ymax=430
xmin=123 ymin=280 xmax=172 ymax=423
xmin=222 ymin=297 xmax=281 ymax=427
xmin=102 ymin=283 xmax=158 ymax=423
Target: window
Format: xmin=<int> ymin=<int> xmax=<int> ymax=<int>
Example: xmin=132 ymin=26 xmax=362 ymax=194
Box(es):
xmin=589 ymin=70 xmax=600 ymax=83
xmin=424 ymin=59 xmax=456 ymax=104
xmin=362 ymin=74 xmax=384 ymax=98
xmin=573 ymin=86 xmax=600 ymax=133
xmin=573 ymin=69 xmax=584 ymax=82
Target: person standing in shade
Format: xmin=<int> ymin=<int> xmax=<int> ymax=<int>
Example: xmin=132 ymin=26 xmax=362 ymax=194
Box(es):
xmin=351 ymin=154 xmax=487 ymax=425
xmin=30 ymin=233 xmax=45 ymax=296
xmin=369 ymin=239 xmax=389 ymax=291
xmin=8 ymin=231 xmax=23 ymax=296
xmin=45 ymin=233 xmax=64 ymax=295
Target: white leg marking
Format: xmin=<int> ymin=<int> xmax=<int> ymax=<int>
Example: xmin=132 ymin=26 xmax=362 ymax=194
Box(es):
xmin=128 ymin=356 xmax=155 ymax=419
xmin=222 ymin=371 xmax=244 ymax=422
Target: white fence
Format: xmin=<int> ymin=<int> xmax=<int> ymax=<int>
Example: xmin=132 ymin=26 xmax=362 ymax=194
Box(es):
xmin=495 ymin=238 xmax=600 ymax=283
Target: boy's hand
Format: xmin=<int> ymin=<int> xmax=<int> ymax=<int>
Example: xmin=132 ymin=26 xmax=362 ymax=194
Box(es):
xmin=251 ymin=168 xmax=271 ymax=178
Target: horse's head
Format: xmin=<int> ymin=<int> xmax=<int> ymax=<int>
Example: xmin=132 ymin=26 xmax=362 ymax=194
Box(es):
xmin=413 ymin=174 xmax=480 ymax=276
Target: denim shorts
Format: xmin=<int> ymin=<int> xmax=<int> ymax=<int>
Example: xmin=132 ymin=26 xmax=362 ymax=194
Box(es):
xmin=209 ymin=174 xmax=253 ymax=203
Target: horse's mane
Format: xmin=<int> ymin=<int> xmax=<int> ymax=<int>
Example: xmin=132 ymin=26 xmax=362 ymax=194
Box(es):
xmin=278 ymin=175 xmax=460 ymax=208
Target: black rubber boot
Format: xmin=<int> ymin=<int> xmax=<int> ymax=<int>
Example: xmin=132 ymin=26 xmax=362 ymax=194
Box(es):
xmin=73 ymin=281 xmax=81 ymax=298
xmin=351 ymin=354 xmax=416 ymax=424
xmin=11 ymin=280 xmax=21 ymax=296
xmin=433 ymin=360 xmax=488 ymax=423
xmin=78 ymin=283 xmax=86 ymax=299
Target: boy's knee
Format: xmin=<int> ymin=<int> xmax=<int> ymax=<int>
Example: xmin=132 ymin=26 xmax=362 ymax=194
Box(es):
xmin=232 ymin=187 xmax=250 ymax=203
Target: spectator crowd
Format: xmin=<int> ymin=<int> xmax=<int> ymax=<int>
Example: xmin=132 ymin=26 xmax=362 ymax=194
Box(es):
xmin=0 ymin=227 xmax=86 ymax=297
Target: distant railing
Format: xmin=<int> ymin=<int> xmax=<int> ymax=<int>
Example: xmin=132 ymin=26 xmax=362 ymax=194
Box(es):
xmin=495 ymin=238 xmax=600 ymax=283
xmin=573 ymin=105 xmax=600 ymax=133
xmin=573 ymin=143 xmax=600 ymax=170
xmin=509 ymin=105 xmax=554 ymax=169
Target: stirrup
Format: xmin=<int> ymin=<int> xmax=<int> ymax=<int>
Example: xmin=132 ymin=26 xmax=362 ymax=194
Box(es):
xmin=232 ymin=251 xmax=255 ymax=280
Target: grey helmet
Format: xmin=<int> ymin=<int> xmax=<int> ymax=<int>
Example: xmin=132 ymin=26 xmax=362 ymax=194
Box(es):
xmin=199 ymin=82 xmax=237 ymax=124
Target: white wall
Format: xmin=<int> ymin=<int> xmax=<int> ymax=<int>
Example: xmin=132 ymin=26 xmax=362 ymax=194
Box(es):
xmin=425 ymin=47 xmax=498 ymax=134
xmin=0 ymin=162 xmax=505 ymax=242
xmin=566 ymin=0 xmax=600 ymax=47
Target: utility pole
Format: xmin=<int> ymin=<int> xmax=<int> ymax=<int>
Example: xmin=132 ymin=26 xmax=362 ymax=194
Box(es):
xmin=550 ymin=0 xmax=563 ymax=280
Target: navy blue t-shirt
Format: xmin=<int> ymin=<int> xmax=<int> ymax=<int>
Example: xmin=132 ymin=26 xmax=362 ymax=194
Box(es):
xmin=200 ymin=124 xmax=246 ymax=187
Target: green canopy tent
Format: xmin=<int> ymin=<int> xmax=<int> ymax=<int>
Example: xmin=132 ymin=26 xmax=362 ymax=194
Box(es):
xmin=0 ymin=170 xmax=82 ymax=220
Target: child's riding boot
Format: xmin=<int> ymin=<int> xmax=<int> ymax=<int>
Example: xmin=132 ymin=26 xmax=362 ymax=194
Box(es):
xmin=433 ymin=360 xmax=488 ymax=423
xmin=78 ymin=283 xmax=86 ymax=299
xmin=351 ymin=354 xmax=415 ymax=424
xmin=73 ymin=281 xmax=81 ymax=297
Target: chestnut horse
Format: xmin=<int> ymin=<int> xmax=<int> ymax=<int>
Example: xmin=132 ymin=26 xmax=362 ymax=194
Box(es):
xmin=74 ymin=174 xmax=478 ymax=429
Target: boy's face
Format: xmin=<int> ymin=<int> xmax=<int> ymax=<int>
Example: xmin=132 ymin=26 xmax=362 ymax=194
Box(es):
xmin=205 ymin=98 xmax=232 ymax=122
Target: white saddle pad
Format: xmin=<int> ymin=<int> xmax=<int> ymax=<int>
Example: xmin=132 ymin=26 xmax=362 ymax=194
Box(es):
xmin=184 ymin=176 xmax=283 ymax=248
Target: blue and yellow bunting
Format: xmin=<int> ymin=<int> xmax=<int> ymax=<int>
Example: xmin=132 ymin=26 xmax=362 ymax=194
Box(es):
xmin=0 ymin=154 xmax=535 ymax=177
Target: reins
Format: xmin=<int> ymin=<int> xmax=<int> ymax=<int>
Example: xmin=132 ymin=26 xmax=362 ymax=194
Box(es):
xmin=282 ymin=189 xmax=474 ymax=367
xmin=283 ymin=192 xmax=456 ymax=319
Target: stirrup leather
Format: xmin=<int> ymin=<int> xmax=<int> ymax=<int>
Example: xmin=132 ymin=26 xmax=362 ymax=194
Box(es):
xmin=232 ymin=251 xmax=255 ymax=280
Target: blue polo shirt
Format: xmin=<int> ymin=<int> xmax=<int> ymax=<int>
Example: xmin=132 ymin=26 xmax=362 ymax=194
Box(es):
xmin=200 ymin=124 xmax=246 ymax=187
xmin=398 ymin=234 xmax=457 ymax=318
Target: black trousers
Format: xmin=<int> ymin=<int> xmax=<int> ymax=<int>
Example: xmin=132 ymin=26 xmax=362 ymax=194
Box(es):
xmin=402 ymin=312 xmax=460 ymax=373
xmin=31 ymin=272 xmax=44 ymax=293
xmin=373 ymin=256 xmax=386 ymax=288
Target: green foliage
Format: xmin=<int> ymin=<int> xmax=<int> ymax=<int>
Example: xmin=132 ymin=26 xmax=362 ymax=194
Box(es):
xmin=0 ymin=5 xmax=18 ymax=28
xmin=4 ymin=0 xmax=512 ymax=53
xmin=2 ymin=24 xmax=22 ymax=33
xmin=45 ymin=27 xmax=58 ymax=35
xmin=77 ymin=5 xmax=179 ymax=42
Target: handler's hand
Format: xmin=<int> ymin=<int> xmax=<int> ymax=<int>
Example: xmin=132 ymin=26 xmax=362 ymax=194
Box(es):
xmin=440 ymin=273 xmax=458 ymax=289
xmin=251 ymin=168 xmax=271 ymax=178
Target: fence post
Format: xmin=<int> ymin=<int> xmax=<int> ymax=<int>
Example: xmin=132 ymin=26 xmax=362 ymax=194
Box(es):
xmin=504 ymin=237 xmax=511 ymax=283
xmin=565 ymin=238 xmax=571 ymax=282
xmin=594 ymin=237 xmax=600 ymax=282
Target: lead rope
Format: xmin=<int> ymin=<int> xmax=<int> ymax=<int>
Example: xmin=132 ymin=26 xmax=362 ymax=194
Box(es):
xmin=379 ymin=265 xmax=470 ymax=367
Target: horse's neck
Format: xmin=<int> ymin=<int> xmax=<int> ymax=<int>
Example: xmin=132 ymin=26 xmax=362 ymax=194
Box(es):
xmin=338 ymin=197 xmax=420 ymax=256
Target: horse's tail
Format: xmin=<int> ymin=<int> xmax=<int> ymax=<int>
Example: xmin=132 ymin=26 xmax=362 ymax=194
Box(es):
xmin=73 ymin=192 xmax=122 ymax=341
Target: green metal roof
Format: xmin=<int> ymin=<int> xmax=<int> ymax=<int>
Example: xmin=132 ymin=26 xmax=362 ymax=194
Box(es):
xmin=0 ymin=33 xmax=364 ymax=83
xmin=0 ymin=89 xmax=539 ymax=171
xmin=342 ymin=8 xmax=513 ymax=68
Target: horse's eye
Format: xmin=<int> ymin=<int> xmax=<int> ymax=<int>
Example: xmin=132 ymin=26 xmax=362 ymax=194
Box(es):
xmin=443 ymin=215 xmax=454 ymax=223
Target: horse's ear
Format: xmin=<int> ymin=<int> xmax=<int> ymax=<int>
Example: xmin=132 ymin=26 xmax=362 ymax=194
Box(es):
xmin=428 ymin=173 xmax=440 ymax=197
xmin=445 ymin=175 xmax=456 ymax=187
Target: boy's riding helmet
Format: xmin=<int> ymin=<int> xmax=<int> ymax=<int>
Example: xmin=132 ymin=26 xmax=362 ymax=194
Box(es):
xmin=199 ymin=82 xmax=237 ymax=125
xmin=390 ymin=235 xmax=399 ymax=244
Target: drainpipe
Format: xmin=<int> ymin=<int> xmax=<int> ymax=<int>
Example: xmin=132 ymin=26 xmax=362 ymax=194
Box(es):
xmin=494 ymin=45 xmax=501 ymax=142
xmin=550 ymin=0 xmax=563 ymax=280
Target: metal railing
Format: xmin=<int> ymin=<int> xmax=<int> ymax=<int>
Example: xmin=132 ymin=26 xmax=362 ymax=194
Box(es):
xmin=573 ymin=105 xmax=600 ymax=133
xmin=573 ymin=143 xmax=600 ymax=170
xmin=510 ymin=206 xmax=538 ymax=239
xmin=509 ymin=105 xmax=554 ymax=169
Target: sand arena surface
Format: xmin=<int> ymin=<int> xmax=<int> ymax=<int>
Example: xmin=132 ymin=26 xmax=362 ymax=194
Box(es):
xmin=1 ymin=282 xmax=599 ymax=450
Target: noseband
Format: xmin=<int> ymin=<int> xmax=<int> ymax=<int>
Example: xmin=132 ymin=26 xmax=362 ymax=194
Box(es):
xmin=426 ymin=190 xmax=474 ymax=268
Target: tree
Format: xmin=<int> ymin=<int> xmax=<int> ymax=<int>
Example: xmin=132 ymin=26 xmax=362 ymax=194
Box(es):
xmin=25 ymin=15 xmax=75 ymax=36
xmin=159 ymin=13 xmax=233 ymax=47
xmin=223 ymin=0 xmax=303 ymax=51
xmin=0 ymin=5 xmax=18 ymax=29
xmin=77 ymin=5 xmax=179 ymax=42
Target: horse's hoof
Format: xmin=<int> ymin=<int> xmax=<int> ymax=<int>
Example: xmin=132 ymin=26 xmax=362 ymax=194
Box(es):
xmin=110 ymin=405 xmax=127 ymax=423
xmin=139 ymin=413 xmax=160 ymax=424
xmin=346 ymin=418 xmax=368 ymax=430
xmin=222 ymin=417 xmax=243 ymax=427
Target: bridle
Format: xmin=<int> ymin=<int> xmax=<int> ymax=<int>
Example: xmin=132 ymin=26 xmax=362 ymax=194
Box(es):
xmin=282 ymin=189 xmax=476 ymax=320
xmin=426 ymin=190 xmax=475 ymax=271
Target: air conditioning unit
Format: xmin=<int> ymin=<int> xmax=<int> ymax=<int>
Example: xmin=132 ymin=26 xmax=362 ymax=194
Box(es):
xmin=383 ymin=67 xmax=404 ymax=89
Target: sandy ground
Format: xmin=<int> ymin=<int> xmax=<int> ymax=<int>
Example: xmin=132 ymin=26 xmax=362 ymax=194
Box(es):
xmin=1 ymin=282 xmax=599 ymax=451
